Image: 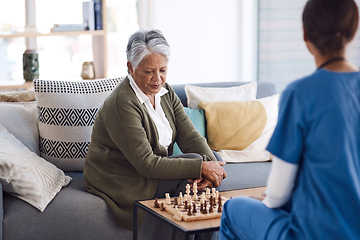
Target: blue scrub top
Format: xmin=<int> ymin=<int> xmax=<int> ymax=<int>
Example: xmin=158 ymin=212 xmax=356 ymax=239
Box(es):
xmin=267 ymin=69 xmax=360 ymax=239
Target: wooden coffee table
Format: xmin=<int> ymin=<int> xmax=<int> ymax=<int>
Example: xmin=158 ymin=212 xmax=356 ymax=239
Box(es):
xmin=133 ymin=187 xmax=266 ymax=240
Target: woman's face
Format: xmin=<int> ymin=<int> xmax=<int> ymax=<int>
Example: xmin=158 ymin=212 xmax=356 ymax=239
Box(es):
xmin=128 ymin=53 xmax=168 ymax=97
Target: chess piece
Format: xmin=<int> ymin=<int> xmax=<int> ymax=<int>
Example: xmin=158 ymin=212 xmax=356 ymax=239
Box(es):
xmin=218 ymin=203 xmax=222 ymax=213
xmin=192 ymin=182 xmax=198 ymax=198
xmin=193 ymin=203 xmax=197 ymax=214
xmin=187 ymin=206 xmax=192 ymax=216
xmin=165 ymin=193 xmax=171 ymax=205
xmin=174 ymin=206 xmax=183 ymax=221
xmin=218 ymin=194 xmax=222 ymax=206
xmin=186 ymin=184 xmax=191 ymax=195
xmin=154 ymin=198 xmax=160 ymax=208
xmin=179 ymin=192 xmax=184 ymax=205
xmin=212 ymin=188 xmax=216 ymax=198
xmin=206 ymin=188 xmax=211 ymax=198
xmin=160 ymin=203 xmax=165 ymax=211
xmin=174 ymin=198 xmax=178 ymax=208
xmin=209 ymin=206 xmax=213 ymax=213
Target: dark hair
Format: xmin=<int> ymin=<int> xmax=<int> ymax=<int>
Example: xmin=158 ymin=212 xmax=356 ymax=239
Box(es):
xmin=302 ymin=0 xmax=359 ymax=55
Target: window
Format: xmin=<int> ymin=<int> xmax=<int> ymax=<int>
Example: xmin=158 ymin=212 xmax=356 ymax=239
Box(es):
xmin=106 ymin=0 xmax=138 ymax=78
xmin=258 ymin=0 xmax=360 ymax=92
xmin=0 ymin=0 xmax=138 ymax=84
xmin=1 ymin=1 xmax=359 ymax=89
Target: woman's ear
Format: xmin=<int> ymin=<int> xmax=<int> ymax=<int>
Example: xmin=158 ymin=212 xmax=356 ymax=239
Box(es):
xmin=127 ymin=61 xmax=133 ymax=75
xmin=303 ymin=25 xmax=308 ymax=42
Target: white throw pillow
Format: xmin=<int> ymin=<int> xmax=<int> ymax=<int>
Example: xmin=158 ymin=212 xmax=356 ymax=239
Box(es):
xmin=200 ymin=94 xmax=279 ymax=163
xmin=185 ymin=82 xmax=257 ymax=109
xmin=0 ymin=101 xmax=39 ymax=155
xmin=34 ymin=78 xmax=122 ymax=171
xmin=0 ymin=123 xmax=72 ymax=212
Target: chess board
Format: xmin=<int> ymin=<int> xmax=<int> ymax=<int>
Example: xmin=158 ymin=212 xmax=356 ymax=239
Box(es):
xmin=153 ymin=184 xmax=228 ymax=222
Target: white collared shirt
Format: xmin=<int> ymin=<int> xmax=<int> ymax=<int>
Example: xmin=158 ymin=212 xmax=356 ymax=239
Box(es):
xmin=128 ymin=74 xmax=173 ymax=150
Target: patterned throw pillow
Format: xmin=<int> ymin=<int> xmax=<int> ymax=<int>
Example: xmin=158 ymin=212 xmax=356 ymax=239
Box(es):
xmin=34 ymin=78 xmax=122 ymax=171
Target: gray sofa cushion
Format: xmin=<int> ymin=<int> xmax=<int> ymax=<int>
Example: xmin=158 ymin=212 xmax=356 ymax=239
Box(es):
xmin=3 ymin=172 xmax=132 ymax=240
xmin=218 ymin=162 xmax=271 ymax=191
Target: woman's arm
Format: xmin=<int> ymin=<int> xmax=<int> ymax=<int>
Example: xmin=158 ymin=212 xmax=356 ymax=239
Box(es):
xmin=262 ymin=155 xmax=298 ymax=208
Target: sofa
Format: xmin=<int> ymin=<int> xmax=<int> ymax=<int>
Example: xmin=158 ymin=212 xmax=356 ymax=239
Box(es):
xmin=0 ymin=79 xmax=277 ymax=240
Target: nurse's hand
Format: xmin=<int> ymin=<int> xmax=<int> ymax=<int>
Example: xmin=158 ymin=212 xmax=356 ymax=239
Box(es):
xmin=249 ymin=192 xmax=267 ymax=201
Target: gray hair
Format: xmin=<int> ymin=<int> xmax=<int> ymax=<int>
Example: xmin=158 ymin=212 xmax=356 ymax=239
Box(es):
xmin=126 ymin=29 xmax=171 ymax=68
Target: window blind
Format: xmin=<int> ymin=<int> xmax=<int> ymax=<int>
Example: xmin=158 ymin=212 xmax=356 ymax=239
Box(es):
xmin=258 ymin=0 xmax=360 ymax=92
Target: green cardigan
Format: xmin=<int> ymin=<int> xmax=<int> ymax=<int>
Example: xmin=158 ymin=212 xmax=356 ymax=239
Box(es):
xmin=84 ymin=77 xmax=216 ymax=230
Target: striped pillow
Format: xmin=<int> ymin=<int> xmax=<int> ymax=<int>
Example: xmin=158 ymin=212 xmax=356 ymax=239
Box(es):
xmin=34 ymin=78 xmax=122 ymax=171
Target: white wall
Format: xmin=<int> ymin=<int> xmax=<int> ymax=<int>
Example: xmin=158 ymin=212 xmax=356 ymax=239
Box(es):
xmin=138 ymin=0 xmax=248 ymax=85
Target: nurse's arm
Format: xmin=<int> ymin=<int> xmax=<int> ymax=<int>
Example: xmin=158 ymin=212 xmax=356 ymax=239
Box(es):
xmin=262 ymin=155 xmax=298 ymax=208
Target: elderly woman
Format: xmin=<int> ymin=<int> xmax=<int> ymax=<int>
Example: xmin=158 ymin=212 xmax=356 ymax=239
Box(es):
xmin=220 ymin=0 xmax=360 ymax=239
xmin=84 ymin=29 xmax=226 ymax=235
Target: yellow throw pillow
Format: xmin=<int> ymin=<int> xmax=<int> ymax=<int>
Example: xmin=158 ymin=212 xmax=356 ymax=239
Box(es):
xmin=199 ymin=101 xmax=267 ymax=151
xmin=199 ymin=94 xmax=279 ymax=162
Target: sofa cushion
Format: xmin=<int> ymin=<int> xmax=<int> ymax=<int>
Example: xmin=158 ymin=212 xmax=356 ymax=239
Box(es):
xmin=217 ymin=162 xmax=271 ymax=191
xmin=0 ymin=91 xmax=39 ymax=155
xmin=184 ymin=82 xmax=257 ymax=109
xmin=0 ymin=90 xmax=35 ymax=102
xmin=0 ymin=123 xmax=72 ymax=211
xmin=172 ymin=107 xmax=206 ymax=155
xmin=34 ymin=78 xmax=122 ymax=171
xmin=199 ymin=94 xmax=279 ymax=162
xmin=2 ymin=172 xmax=132 ymax=240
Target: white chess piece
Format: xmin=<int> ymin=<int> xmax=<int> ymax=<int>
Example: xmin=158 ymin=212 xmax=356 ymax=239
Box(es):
xmin=212 ymin=188 xmax=216 ymax=198
xmin=186 ymin=184 xmax=191 ymax=198
xmin=179 ymin=192 xmax=184 ymax=206
xmin=174 ymin=206 xmax=182 ymax=221
xmin=184 ymin=194 xmax=188 ymax=202
xmin=192 ymin=182 xmax=198 ymax=200
xmin=165 ymin=193 xmax=171 ymax=205
xmin=206 ymin=188 xmax=211 ymax=198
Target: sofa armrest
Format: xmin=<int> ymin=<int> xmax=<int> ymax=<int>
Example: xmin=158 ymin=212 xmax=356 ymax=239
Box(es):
xmin=0 ymin=184 xmax=3 ymax=240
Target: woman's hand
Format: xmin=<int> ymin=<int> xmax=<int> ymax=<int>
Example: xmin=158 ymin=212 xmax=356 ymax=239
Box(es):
xmin=188 ymin=177 xmax=213 ymax=191
xmin=201 ymin=161 xmax=227 ymax=188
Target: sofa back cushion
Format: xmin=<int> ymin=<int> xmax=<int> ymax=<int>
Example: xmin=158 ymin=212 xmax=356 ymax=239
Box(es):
xmin=172 ymin=81 xmax=277 ymax=107
xmin=184 ymin=82 xmax=257 ymax=109
xmin=34 ymin=78 xmax=122 ymax=171
xmin=0 ymin=91 xmax=39 ymax=155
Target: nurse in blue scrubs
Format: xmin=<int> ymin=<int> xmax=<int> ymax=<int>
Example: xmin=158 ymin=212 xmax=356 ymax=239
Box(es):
xmin=220 ymin=0 xmax=360 ymax=239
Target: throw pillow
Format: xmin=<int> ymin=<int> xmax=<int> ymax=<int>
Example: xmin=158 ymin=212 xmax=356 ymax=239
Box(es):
xmin=0 ymin=123 xmax=72 ymax=212
xmin=0 ymin=90 xmax=35 ymax=102
xmin=0 ymin=95 xmax=39 ymax=155
xmin=34 ymin=78 xmax=122 ymax=171
xmin=185 ymin=82 xmax=257 ymax=109
xmin=198 ymin=94 xmax=279 ymax=162
xmin=172 ymin=107 xmax=206 ymax=155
